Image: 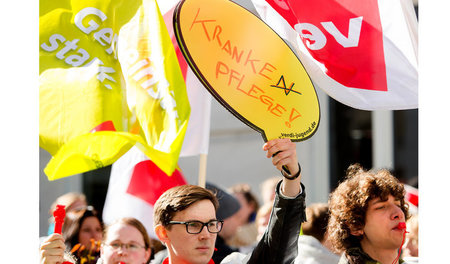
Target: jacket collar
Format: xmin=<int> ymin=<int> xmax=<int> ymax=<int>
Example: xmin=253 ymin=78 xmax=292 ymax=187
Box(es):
xmin=162 ymin=257 xmax=215 ymax=264
xmin=341 ymin=247 xmax=404 ymax=264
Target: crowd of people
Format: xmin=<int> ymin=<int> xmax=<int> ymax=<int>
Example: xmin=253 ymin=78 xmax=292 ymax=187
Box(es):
xmin=40 ymin=138 xmax=419 ymax=264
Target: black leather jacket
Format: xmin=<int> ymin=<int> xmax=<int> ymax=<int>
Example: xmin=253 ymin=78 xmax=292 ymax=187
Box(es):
xmin=246 ymin=180 xmax=306 ymax=264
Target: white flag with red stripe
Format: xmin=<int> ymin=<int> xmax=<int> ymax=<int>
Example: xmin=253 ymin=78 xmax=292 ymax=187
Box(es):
xmin=102 ymin=147 xmax=187 ymax=238
xmin=404 ymin=184 xmax=418 ymax=214
xmin=252 ymin=0 xmax=418 ymax=110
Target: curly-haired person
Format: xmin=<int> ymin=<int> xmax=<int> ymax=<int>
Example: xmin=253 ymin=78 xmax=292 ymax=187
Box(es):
xmin=327 ymin=164 xmax=411 ymax=264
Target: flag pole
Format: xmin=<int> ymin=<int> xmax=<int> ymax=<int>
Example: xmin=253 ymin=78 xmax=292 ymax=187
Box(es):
xmin=198 ymin=153 xmax=207 ymax=188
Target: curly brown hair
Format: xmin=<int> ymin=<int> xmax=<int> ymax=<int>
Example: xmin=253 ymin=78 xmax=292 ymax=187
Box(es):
xmin=153 ymin=185 xmax=219 ymax=227
xmin=327 ymin=164 xmax=410 ymax=252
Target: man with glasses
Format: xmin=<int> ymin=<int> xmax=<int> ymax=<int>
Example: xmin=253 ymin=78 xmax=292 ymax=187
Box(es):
xmin=153 ymin=138 xmax=306 ymax=264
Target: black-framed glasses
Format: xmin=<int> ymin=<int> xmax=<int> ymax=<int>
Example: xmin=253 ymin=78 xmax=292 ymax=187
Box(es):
xmin=168 ymin=220 xmax=224 ymax=234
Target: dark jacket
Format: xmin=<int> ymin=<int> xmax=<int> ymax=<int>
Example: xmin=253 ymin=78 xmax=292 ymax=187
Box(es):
xmin=338 ymin=247 xmax=405 ymax=264
xmin=245 ymin=181 xmax=306 ymax=264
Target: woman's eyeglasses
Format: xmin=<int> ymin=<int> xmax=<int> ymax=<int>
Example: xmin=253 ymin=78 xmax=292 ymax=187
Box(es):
xmin=105 ymin=242 xmax=146 ymax=252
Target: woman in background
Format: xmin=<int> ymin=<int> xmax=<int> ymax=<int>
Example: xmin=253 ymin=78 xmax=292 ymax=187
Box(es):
xmin=41 ymin=217 xmax=152 ymax=264
xmin=63 ymin=206 xmax=103 ymax=251
xmin=98 ymin=217 xmax=152 ymax=264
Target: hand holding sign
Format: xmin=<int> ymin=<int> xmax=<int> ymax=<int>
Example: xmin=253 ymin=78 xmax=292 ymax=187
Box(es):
xmin=174 ymin=0 xmax=320 ymax=142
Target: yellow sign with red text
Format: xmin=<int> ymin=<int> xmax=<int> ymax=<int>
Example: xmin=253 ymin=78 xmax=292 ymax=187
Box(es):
xmin=174 ymin=0 xmax=320 ymax=141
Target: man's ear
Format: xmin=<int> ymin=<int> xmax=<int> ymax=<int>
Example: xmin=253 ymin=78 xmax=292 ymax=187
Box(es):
xmin=155 ymin=224 xmax=170 ymax=244
xmin=350 ymin=228 xmax=364 ymax=236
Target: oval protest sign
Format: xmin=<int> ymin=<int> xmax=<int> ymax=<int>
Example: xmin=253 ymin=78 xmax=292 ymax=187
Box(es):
xmin=174 ymin=0 xmax=320 ymax=141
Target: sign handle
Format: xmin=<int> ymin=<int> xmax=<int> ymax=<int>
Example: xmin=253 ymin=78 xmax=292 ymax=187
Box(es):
xmin=198 ymin=154 xmax=207 ymax=188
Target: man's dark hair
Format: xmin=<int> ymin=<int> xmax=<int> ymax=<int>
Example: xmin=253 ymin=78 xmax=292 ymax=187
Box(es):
xmin=153 ymin=185 xmax=219 ymax=227
xmin=327 ymin=164 xmax=409 ymax=252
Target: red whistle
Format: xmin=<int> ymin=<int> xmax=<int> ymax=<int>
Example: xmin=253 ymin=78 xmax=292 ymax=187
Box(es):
xmin=53 ymin=204 xmax=66 ymax=234
xmin=397 ymin=222 xmax=406 ymax=229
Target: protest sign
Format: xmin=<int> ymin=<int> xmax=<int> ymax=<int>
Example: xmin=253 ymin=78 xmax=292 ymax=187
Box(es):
xmin=174 ymin=0 xmax=320 ymax=142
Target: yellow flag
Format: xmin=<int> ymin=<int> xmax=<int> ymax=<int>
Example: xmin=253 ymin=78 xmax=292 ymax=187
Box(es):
xmin=40 ymin=0 xmax=190 ymax=180
xmin=117 ymin=0 xmax=190 ymax=175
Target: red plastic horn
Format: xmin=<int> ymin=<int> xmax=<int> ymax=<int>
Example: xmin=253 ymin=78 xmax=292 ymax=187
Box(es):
xmin=397 ymin=222 xmax=406 ymax=229
xmin=53 ymin=204 xmax=66 ymax=234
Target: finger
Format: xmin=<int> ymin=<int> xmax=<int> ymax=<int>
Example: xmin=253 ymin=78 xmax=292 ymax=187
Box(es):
xmin=40 ymin=243 xmax=66 ymax=262
xmin=46 ymin=233 xmax=64 ymax=242
xmin=270 ymin=140 xmax=294 ymax=158
xmin=273 ymin=146 xmax=298 ymax=170
xmin=41 ymin=239 xmax=66 ymax=251
xmin=271 ymin=149 xmax=295 ymax=170
xmin=41 ymin=255 xmax=64 ymax=264
xmin=41 ymin=234 xmax=65 ymax=250
xmin=41 ymin=250 xmax=65 ymax=264
xmin=264 ymin=138 xmax=291 ymax=157
xmin=277 ymin=156 xmax=298 ymax=172
xmin=41 ymin=247 xmax=65 ymax=257
xmin=263 ymin=138 xmax=288 ymax=150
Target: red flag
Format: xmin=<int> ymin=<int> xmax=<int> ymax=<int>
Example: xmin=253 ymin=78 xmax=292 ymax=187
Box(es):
xmin=126 ymin=159 xmax=187 ymax=205
xmin=103 ymin=147 xmax=187 ymax=238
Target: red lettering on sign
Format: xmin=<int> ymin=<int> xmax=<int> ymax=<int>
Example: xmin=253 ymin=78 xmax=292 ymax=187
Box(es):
xmin=289 ymin=108 xmax=302 ymax=123
xmin=190 ymin=8 xmax=215 ymax=41
xmin=259 ymin=62 xmax=277 ymax=80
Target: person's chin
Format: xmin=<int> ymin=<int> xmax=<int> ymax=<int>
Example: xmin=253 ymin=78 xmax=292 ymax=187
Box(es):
xmin=390 ymin=235 xmax=404 ymax=247
xmin=189 ymin=251 xmax=213 ymax=264
xmin=195 ymin=246 xmax=213 ymax=255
